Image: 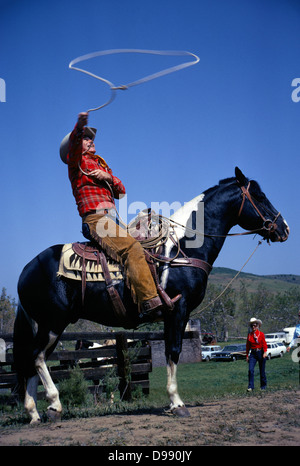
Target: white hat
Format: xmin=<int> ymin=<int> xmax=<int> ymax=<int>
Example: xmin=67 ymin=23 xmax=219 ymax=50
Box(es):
xmin=59 ymin=127 xmax=97 ymax=164
xmin=249 ymin=317 xmax=262 ymax=327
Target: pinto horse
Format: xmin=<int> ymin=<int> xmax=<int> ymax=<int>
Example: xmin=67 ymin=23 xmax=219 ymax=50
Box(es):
xmin=13 ymin=168 xmax=289 ymax=423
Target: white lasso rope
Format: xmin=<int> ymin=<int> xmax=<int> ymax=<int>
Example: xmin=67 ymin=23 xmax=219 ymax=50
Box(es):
xmin=69 ymin=49 xmax=200 ymax=112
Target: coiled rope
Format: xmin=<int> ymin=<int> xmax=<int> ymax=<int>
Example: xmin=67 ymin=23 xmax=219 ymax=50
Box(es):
xmin=69 ymin=48 xmax=200 ymax=112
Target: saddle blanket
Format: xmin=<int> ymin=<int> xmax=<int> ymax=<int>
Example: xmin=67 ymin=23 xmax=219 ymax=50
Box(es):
xmin=57 ymin=243 xmax=123 ymax=282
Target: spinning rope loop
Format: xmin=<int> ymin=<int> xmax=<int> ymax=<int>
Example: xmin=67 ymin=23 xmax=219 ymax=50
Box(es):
xmin=69 ymin=48 xmax=200 ymax=112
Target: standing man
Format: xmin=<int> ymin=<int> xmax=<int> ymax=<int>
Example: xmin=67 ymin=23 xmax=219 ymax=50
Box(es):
xmin=286 ymin=310 xmax=300 ymax=384
xmin=286 ymin=310 xmax=300 ymax=352
xmin=60 ymin=112 xmax=178 ymax=322
xmin=246 ymin=317 xmax=268 ymax=392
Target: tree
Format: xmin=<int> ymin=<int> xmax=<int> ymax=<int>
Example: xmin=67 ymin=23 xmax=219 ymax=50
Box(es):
xmin=197 ymin=284 xmax=236 ymax=341
xmin=0 ymin=288 xmax=16 ymax=333
xmin=271 ymin=288 xmax=300 ymax=329
xmin=192 ymin=280 xmax=300 ymax=340
xmin=237 ymin=282 xmax=275 ymax=333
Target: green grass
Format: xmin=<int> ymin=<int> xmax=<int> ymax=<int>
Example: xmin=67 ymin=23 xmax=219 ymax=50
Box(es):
xmin=148 ymin=353 xmax=299 ymax=406
xmin=1 ymin=353 xmax=298 ymax=426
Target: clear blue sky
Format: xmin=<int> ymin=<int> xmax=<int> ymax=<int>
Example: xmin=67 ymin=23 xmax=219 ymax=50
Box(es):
xmin=1 ymin=0 xmax=299 ymax=299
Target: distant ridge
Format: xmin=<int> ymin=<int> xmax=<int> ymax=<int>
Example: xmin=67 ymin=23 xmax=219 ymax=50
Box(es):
xmin=209 ymin=267 xmax=300 ymax=293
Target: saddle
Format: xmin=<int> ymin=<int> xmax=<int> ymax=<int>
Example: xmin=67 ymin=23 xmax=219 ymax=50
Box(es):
xmin=68 ymin=240 xmax=177 ymax=322
xmin=58 ymin=210 xmax=212 ymax=324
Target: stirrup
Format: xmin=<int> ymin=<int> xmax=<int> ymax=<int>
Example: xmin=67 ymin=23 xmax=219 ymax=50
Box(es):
xmin=166 ymin=293 xmax=182 ymax=310
xmin=157 ymin=285 xmax=182 ymax=311
xmin=139 ymin=294 xmax=182 ymax=322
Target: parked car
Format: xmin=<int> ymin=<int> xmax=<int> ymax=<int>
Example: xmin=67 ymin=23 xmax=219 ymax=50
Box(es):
xmin=211 ymin=344 xmax=246 ymax=361
xmin=266 ymin=342 xmax=285 ymax=359
xmin=276 ymin=342 xmax=287 ymax=354
xmin=201 ymin=345 xmax=222 ymax=362
xmin=265 ymin=332 xmax=287 ymax=344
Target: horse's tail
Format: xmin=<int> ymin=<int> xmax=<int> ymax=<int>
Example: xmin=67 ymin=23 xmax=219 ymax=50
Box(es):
xmin=13 ymin=301 xmax=36 ymax=401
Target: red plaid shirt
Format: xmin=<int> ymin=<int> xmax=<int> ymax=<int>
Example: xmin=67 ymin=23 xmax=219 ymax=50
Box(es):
xmin=67 ymin=123 xmax=126 ymax=217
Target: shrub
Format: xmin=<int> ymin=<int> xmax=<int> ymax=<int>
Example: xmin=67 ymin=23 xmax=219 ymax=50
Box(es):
xmin=59 ymin=366 xmax=90 ymax=408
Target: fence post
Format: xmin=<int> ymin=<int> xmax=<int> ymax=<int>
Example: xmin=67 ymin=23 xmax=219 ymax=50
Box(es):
xmin=116 ymin=332 xmax=132 ymax=401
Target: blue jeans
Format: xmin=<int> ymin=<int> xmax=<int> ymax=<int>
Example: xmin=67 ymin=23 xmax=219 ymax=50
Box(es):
xmin=248 ymin=350 xmax=267 ymax=389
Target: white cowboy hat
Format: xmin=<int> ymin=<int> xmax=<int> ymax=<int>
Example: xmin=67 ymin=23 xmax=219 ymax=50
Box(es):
xmin=249 ymin=317 xmax=262 ymax=327
xmin=59 ymin=127 xmax=97 ymax=164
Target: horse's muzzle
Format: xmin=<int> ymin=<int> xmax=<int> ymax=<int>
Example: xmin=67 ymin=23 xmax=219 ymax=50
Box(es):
xmin=270 ymin=221 xmax=290 ymax=243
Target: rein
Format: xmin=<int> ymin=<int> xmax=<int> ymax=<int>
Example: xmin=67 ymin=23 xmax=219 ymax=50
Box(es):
xmin=191 ymin=240 xmax=263 ymax=317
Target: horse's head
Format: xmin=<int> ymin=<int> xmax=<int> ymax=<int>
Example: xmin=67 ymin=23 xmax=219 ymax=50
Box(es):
xmin=235 ymin=167 xmax=289 ymax=243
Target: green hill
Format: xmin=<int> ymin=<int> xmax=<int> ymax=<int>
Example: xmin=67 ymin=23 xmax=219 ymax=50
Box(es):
xmin=209 ymin=267 xmax=300 ymax=294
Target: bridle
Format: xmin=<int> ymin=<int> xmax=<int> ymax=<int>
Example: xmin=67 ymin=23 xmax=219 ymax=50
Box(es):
xmin=238 ymin=182 xmax=281 ymax=239
xmin=152 ymin=181 xmax=282 ymax=242
xmin=135 ymin=181 xmax=283 ymax=281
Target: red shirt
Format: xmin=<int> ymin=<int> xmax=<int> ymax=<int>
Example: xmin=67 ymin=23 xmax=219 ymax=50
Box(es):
xmin=67 ymin=124 xmax=126 ymax=217
xmin=246 ymin=330 xmax=268 ymax=355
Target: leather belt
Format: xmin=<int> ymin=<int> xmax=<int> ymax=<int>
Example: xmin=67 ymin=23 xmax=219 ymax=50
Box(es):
xmin=82 ymin=209 xmax=109 ymax=219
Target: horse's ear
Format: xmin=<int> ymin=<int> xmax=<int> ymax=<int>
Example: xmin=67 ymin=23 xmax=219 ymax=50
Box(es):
xmin=235 ymin=167 xmax=247 ymax=186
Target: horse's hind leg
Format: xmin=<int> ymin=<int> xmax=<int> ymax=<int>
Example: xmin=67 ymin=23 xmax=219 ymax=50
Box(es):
xmin=24 ymin=374 xmax=40 ymax=424
xmin=34 ymin=331 xmax=62 ymax=421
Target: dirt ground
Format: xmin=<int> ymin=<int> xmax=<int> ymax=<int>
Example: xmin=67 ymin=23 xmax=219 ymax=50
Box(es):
xmin=0 ymin=390 xmax=299 ymax=447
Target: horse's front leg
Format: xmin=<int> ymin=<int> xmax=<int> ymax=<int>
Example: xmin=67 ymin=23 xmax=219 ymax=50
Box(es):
xmin=166 ymin=358 xmax=190 ymax=416
xmin=165 ymin=315 xmax=191 ymax=417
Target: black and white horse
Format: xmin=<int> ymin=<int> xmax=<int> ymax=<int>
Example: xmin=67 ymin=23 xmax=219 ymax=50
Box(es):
xmin=13 ymin=168 xmax=289 ymax=423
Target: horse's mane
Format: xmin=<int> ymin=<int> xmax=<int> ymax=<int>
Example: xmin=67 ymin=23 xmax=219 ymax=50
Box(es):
xmin=203 ymin=176 xmax=241 ymax=197
xmin=219 ymin=176 xmax=238 ymax=185
xmin=203 ymin=175 xmax=264 ymax=200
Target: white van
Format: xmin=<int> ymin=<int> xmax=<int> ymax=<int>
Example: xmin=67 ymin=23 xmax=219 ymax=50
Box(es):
xmin=283 ymin=327 xmax=296 ymax=345
xmin=265 ymin=332 xmax=287 ymax=344
xmin=201 ymin=345 xmax=222 ymax=362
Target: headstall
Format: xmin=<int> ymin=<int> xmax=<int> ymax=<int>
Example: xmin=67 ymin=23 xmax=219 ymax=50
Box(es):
xmin=238 ymin=182 xmax=280 ymax=237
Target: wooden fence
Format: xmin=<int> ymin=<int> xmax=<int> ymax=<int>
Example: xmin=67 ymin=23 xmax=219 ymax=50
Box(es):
xmin=0 ymin=330 xmax=198 ymax=403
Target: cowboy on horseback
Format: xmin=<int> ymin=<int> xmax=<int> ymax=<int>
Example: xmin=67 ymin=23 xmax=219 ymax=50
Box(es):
xmin=60 ymin=112 xmax=179 ymax=322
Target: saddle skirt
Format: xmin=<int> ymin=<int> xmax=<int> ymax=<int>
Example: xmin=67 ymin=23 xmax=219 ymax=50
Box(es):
xmin=58 ymin=243 xmax=123 ymax=283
